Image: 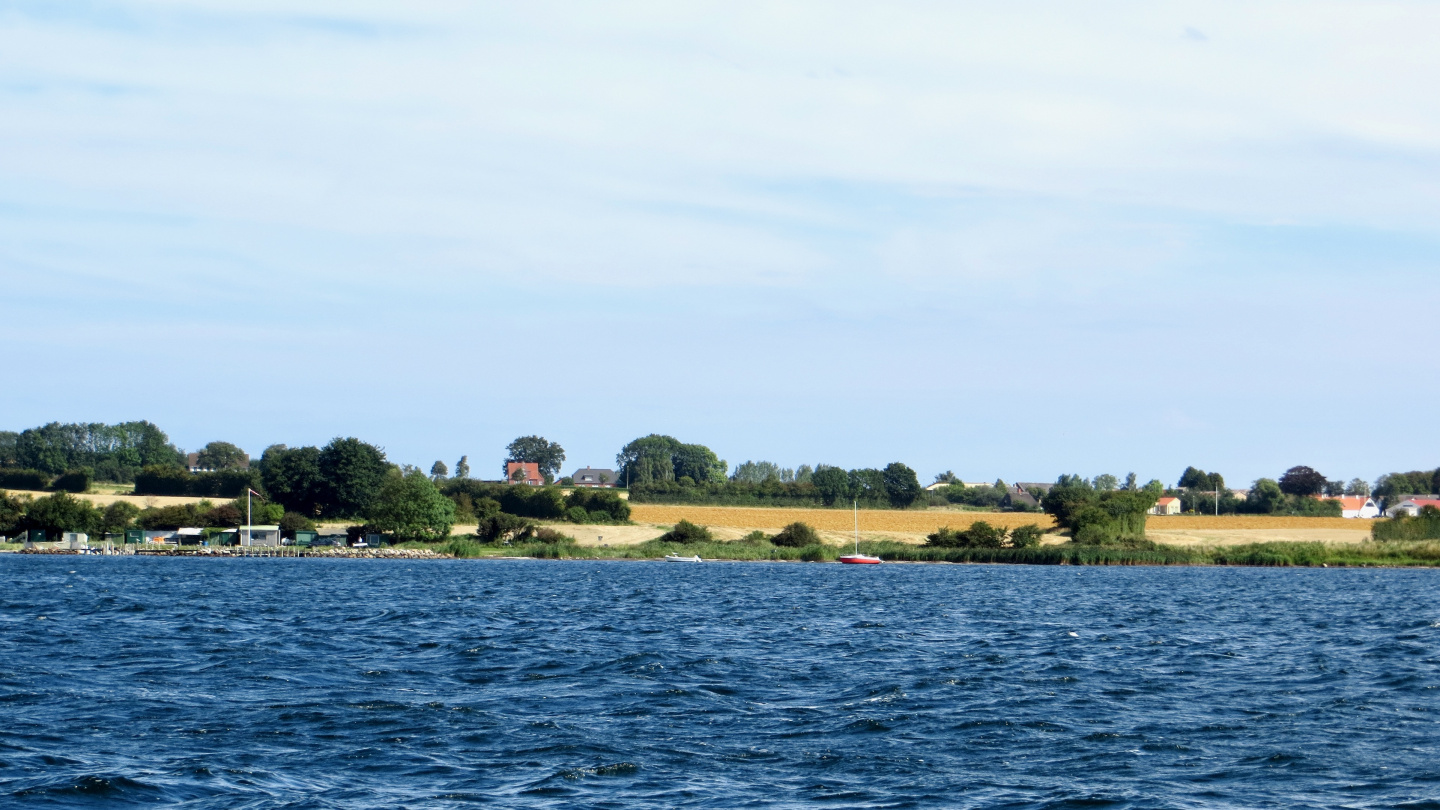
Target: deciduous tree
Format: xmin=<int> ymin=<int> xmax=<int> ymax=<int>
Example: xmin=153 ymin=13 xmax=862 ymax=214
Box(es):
xmin=506 ymin=436 xmax=566 ymax=483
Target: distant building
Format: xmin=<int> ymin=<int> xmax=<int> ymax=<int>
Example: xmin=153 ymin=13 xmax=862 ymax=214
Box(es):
xmin=506 ymin=461 xmax=543 ymax=486
xmin=1003 ymin=486 xmax=1039 ymax=510
xmin=239 ymin=525 xmax=281 ymax=547
xmin=1385 ymin=497 xmax=1440 ymax=518
xmin=1150 ymin=497 xmax=1182 ymax=515
xmin=924 ymin=481 xmax=952 ymax=492
xmin=1326 ymin=497 xmax=1380 ymax=519
xmin=572 ymin=467 xmax=618 ymax=487
xmin=1230 ymin=489 xmax=1250 ymax=501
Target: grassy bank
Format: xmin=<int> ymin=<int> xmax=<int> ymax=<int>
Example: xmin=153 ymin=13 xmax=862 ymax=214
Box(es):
xmin=408 ymin=536 xmax=1440 ymax=567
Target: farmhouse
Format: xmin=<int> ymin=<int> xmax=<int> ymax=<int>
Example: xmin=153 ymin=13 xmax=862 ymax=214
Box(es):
xmin=1002 ymin=486 xmax=1038 ymax=510
xmin=572 ymin=467 xmax=618 ymax=487
xmin=1150 ymin=496 xmax=1182 ymax=515
xmin=1326 ymin=496 xmax=1381 ymax=519
xmin=506 ymin=461 xmax=543 ymax=486
xmin=1385 ymin=497 xmax=1440 ymax=517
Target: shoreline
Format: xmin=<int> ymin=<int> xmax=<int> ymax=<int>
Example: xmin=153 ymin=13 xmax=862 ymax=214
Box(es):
xmin=10 ymin=547 xmax=1439 ymax=568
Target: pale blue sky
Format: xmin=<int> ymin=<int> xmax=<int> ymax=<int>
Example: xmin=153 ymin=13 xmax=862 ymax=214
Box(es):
xmin=2 ymin=1 xmax=1438 ymax=486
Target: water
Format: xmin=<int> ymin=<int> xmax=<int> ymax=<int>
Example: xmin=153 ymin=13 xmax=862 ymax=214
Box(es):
xmin=1 ymin=558 xmax=1437 ymax=809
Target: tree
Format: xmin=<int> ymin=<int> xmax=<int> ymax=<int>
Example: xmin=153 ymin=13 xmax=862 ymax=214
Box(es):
xmin=808 ymin=466 xmax=850 ymax=505
xmin=794 ymin=464 xmax=813 ymax=485
xmin=934 ymin=470 xmax=958 ymax=485
xmin=1345 ymin=478 xmax=1371 ymax=497
xmin=732 ymin=461 xmax=784 ymax=484
xmin=657 ymin=519 xmax=712 ymax=544
xmin=505 ymin=436 xmax=566 ymax=484
xmin=454 ymin=455 xmax=470 ymax=479
xmin=430 ymin=460 xmax=449 ymax=479
xmin=882 ymin=462 xmax=922 ymax=508
xmin=1248 ymin=478 xmax=1287 ymax=513
xmin=317 ymin=437 xmax=390 ymax=518
xmin=0 ymin=490 xmax=28 ymax=534
xmin=367 ymin=469 xmax=456 ymax=542
xmin=1278 ymin=466 xmax=1327 ymax=497
xmin=672 ymin=443 xmax=725 ymax=483
xmin=196 ymin=441 xmax=248 ymax=470
xmin=20 ymin=493 xmax=101 ymax=537
xmin=260 ymin=445 xmax=326 ymax=517
xmin=616 ymin=435 xmax=725 ymax=486
xmin=1323 ymin=479 xmax=1346 ymax=497
xmin=1124 ymin=472 xmax=1138 ymax=491
xmin=1092 ymin=474 xmax=1119 ymax=491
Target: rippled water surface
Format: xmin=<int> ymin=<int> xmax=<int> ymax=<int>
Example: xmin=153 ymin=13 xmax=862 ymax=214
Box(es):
xmin=1 ymin=557 xmax=1438 ymax=808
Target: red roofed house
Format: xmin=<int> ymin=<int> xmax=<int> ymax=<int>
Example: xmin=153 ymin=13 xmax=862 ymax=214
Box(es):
xmin=506 ymin=461 xmax=543 ymax=486
xmin=1150 ymin=496 xmax=1181 ymax=515
xmin=1385 ymin=497 xmax=1440 ymax=518
xmin=1327 ymin=496 xmax=1381 ymax=519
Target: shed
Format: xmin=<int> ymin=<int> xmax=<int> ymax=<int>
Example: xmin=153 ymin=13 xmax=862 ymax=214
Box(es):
xmin=239 ymin=525 xmax=282 ymax=547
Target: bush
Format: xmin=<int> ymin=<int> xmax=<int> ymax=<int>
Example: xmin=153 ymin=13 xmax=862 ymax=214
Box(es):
xmin=20 ymin=493 xmax=102 ymax=536
xmin=0 ymin=468 xmax=51 ymax=490
xmin=1373 ymin=507 xmax=1440 ymax=542
xmin=51 ymin=468 xmax=92 ymax=493
xmin=533 ymin=527 xmax=574 ymax=544
xmin=138 ymin=502 xmax=213 ymax=530
xmin=1009 ymin=524 xmax=1044 ymax=548
xmin=134 ymin=465 xmax=261 ymax=498
xmin=771 ymin=521 xmax=820 ymax=548
xmin=657 ymin=519 xmax=712 ymax=544
xmin=926 ymin=520 xmax=1006 ymax=548
xmin=279 ymin=511 xmax=317 ymax=537
xmin=475 ymin=512 xmax=536 ymax=543
xmin=564 ymin=488 xmax=630 ymax=522
xmin=565 ymin=506 xmax=590 ymax=523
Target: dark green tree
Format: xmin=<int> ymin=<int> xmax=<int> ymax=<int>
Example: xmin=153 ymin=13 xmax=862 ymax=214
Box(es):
xmin=20 ymin=493 xmax=101 ymax=537
xmin=454 ymin=455 xmax=469 ymax=479
xmin=260 ymin=445 xmax=326 ymax=516
xmin=811 ymin=466 xmax=852 ymax=505
xmin=506 ymin=436 xmax=566 ymax=484
xmin=430 ymin=460 xmax=449 ymax=479
xmin=100 ymin=501 xmax=140 ymax=535
xmin=1278 ymin=466 xmax=1326 ymax=497
xmin=1247 ymin=478 xmax=1287 ymax=513
xmin=882 ymin=462 xmax=922 ymax=507
xmin=0 ymin=490 xmax=27 ymax=534
xmin=196 ymin=441 xmax=248 ymax=470
xmin=368 ymin=468 xmax=456 ymax=542
xmin=317 ymin=437 xmax=390 ymax=518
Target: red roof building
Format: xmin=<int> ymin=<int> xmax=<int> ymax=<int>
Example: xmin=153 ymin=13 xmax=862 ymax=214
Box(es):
xmin=506 ymin=461 xmax=543 ymax=486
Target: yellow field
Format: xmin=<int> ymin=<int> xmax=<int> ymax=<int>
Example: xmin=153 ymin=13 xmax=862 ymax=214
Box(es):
xmin=629 ymin=505 xmax=1372 ymax=535
xmin=628 ymin=505 xmax=1055 ymax=533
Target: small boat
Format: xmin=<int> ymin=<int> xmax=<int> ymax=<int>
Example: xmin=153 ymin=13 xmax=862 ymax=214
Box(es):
xmin=664 ymin=553 xmax=702 ymax=562
xmin=839 ymin=498 xmax=881 ymax=564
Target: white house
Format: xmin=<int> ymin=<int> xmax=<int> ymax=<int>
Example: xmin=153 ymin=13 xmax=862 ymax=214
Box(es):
xmin=1330 ymin=496 xmax=1381 ymax=519
xmin=1150 ymin=496 xmax=1182 ymax=515
xmin=1385 ymin=497 xmax=1440 ymax=518
xmin=239 ymin=525 xmax=282 ymax=547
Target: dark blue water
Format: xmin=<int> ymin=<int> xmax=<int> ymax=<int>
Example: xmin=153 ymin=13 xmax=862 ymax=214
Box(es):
xmin=1 ymin=558 xmax=1437 ymax=808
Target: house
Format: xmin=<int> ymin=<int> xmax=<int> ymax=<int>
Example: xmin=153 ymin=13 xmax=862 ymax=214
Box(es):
xmin=1326 ymin=496 xmax=1381 ymax=519
xmin=61 ymin=532 xmax=89 ymax=550
xmin=572 ymin=467 xmax=618 ymax=488
xmin=1385 ymin=497 xmax=1440 ymax=518
xmin=175 ymin=527 xmax=205 ymax=545
xmin=506 ymin=461 xmax=543 ymax=486
xmin=924 ymin=481 xmax=952 ymax=492
xmin=1003 ymin=486 xmax=1039 ymax=510
xmin=1230 ymin=489 xmax=1250 ymax=501
xmin=1149 ymin=496 xmax=1182 ymax=515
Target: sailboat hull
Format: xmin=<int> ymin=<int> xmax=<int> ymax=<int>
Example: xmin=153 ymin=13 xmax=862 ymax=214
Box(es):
xmin=839 ymin=554 xmax=881 ymax=564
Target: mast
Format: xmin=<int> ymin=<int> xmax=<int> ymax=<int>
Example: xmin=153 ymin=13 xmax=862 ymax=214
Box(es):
xmin=853 ymin=497 xmax=859 ymax=554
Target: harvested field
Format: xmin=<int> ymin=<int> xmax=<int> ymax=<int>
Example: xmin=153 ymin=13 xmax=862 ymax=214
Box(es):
xmin=0 ymin=489 xmax=222 ymax=509
xmin=1147 ymin=515 xmax=1369 ymax=530
xmin=627 ymin=505 xmax=1054 ymax=534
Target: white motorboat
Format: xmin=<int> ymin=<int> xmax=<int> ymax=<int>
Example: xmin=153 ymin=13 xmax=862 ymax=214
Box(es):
xmin=664 ymin=553 xmax=702 ymax=562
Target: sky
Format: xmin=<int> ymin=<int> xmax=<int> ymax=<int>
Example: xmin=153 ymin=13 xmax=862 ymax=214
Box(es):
xmin=2 ymin=0 xmax=1438 ymax=487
